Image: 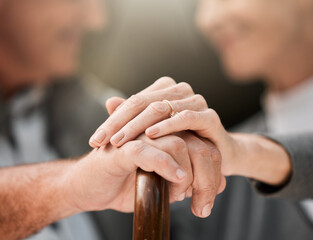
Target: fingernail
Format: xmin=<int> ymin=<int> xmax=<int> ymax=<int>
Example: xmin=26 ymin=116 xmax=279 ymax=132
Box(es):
xmin=202 ymin=204 xmax=212 ymax=217
xmin=176 ymin=168 xmax=187 ymax=180
xmin=111 ymin=132 xmax=125 ymax=145
xmin=92 ymin=129 xmax=106 ymax=143
xmin=146 ymin=127 xmax=159 ymax=136
xmin=177 ymin=192 xmax=186 ymax=201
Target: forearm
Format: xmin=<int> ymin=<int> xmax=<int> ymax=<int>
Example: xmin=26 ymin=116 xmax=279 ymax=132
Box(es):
xmin=0 ymin=160 xmax=80 ymax=240
xmin=230 ymin=133 xmax=292 ymax=186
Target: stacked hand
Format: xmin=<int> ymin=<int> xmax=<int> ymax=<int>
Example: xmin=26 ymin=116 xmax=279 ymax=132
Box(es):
xmin=84 ymin=77 xmax=226 ymax=218
xmin=74 ymin=76 xmax=290 ymax=219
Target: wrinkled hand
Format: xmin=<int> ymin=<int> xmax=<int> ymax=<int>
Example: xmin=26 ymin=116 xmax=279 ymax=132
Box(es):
xmin=66 ymin=132 xmax=225 ymax=218
xmin=64 ymin=134 xmax=188 ymax=213
xmin=89 ymin=77 xmax=208 ymax=148
xmin=145 ymin=109 xmax=292 ymax=186
xmin=144 ymin=108 xmax=238 ymax=176
xmin=87 ymin=77 xmax=225 ymax=217
xmin=138 ymin=132 xmax=226 ymax=218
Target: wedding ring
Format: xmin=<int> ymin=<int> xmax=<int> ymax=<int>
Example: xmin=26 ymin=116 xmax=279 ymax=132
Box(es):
xmin=163 ymin=100 xmax=177 ymax=118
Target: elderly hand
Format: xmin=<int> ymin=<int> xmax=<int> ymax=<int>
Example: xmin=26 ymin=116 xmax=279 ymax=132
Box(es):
xmin=145 ymin=108 xmax=291 ymax=186
xmin=89 ymin=77 xmax=208 ymax=148
xmin=87 ymin=77 xmax=226 ymax=217
xmin=65 ymin=134 xmax=188 ymax=213
xmin=65 ymin=132 xmax=225 ymax=218
xmin=138 ymin=132 xmax=226 ymax=218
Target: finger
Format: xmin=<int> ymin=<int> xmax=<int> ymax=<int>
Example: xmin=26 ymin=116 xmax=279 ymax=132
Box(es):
xmin=89 ymin=82 xmax=194 ymax=147
xmin=137 ymin=135 xmax=193 ymax=202
xmin=105 ymin=97 xmax=126 ymax=115
xmin=119 ymin=140 xmax=187 ymax=184
xmin=181 ymin=134 xmax=223 ymax=218
xmin=106 ymin=76 xmax=177 ymax=115
xmin=91 ymin=77 xmax=176 ymax=147
xmin=146 ymin=109 xmax=221 ymax=140
xmin=139 ymin=76 xmax=176 ymax=94
xmin=182 ymin=176 xmax=225 ymax=197
xmin=110 ymin=95 xmax=208 ymax=147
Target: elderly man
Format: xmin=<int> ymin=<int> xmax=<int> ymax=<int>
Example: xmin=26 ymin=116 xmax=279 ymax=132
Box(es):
xmin=90 ymin=0 xmax=313 ymax=239
xmin=0 ymin=0 xmax=227 ymax=239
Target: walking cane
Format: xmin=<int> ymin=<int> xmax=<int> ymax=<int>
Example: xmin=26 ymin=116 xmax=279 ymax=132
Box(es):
xmin=133 ymin=169 xmax=170 ymax=240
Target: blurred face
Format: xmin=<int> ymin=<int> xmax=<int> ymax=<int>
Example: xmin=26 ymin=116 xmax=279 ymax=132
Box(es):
xmin=0 ymin=0 xmax=106 ymax=82
xmin=196 ymin=0 xmax=313 ymax=81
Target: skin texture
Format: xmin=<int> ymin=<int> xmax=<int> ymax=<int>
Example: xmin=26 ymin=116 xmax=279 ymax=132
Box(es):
xmin=103 ymin=96 xmax=291 ymax=186
xmin=0 ymin=0 xmax=225 ymax=238
xmin=0 ymin=135 xmax=191 ymax=239
xmin=2 ymin=0 xmax=312 ymax=238
xmin=90 ymin=77 xmax=227 ymax=217
xmin=145 ymin=111 xmax=292 ymax=185
xmin=90 ymin=0 xmax=313 ymax=200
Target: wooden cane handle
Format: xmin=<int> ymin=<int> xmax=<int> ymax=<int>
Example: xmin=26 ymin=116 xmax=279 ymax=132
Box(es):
xmin=133 ymin=169 xmax=170 ymax=240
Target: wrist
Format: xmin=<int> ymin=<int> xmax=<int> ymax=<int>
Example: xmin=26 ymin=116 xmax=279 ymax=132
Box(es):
xmin=228 ymin=133 xmax=255 ymax=176
xmin=219 ymin=133 xmax=245 ymax=176
xmin=230 ymin=133 xmax=292 ymax=185
xmin=61 ymin=150 xmax=119 ymax=212
xmin=57 ymin=160 xmax=83 ymax=216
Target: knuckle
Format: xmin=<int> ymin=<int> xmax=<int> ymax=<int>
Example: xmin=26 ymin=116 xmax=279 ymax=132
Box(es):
xmin=131 ymin=140 xmax=146 ymax=155
xmin=170 ymin=136 xmax=187 ymax=152
xmin=194 ymin=143 xmax=211 ymax=158
xmin=197 ymin=184 xmax=218 ymax=196
xmin=210 ymin=147 xmax=222 ymax=165
xmin=194 ymin=94 xmax=208 ymax=108
xmin=178 ymin=82 xmax=194 ymax=94
xmin=206 ymin=108 xmax=219 ymax=121
xmin=205 ymin=108 xmax=221 ymax=129
xmin=149 ymin=101 xmax=169 ymax=115
xmin=157 ymin=153 xmax=171 ymax=169
xmin=128 ymin=94 xmax=146 ymax=109
xmin=180 ymin=110 xmax=197 ymax=124
xmin=157 ymin=76 xmax=176 ymax=85
xmin=194 ymin=94 xmax=205 ymax=103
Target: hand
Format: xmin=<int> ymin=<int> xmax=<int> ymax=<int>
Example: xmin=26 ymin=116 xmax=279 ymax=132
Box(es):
xmin=99 ymin=91 xmax=233 ymax=179
xmin=65 ymin=131 xmax=225 ymax=218
xmin=88 ymin=80 xmax=225 ymax=217
xmin=88 ymin=77 xmax=208 ymax=148
xmin=144 ymin=108 xmax=235 ymax=175
xmin=138 ymin=132 xmax=226 ymax=218
xmin=63 ymin=134 xmax=191 ymax=213
xmin=145 ymin=108 xmax=291 ymax=185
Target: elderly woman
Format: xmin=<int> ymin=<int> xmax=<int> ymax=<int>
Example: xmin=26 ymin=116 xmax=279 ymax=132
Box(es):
xmin=90 ymin=0 xmax=313 ymax=239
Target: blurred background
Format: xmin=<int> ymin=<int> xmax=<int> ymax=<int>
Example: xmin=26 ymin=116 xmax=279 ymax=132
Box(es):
xmin=79 ymin=0 xmax=264 ymax=129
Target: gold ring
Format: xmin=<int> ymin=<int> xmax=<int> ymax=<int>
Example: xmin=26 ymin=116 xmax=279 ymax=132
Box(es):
xmin=163 ymin=100 xmax=177 ymax=117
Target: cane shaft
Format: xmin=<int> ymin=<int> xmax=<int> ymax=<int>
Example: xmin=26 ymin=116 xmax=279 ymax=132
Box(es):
xmin=133 ymin=169 xmax=170 ymax=240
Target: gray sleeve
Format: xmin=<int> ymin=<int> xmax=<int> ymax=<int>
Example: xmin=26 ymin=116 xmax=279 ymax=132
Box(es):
xmin=251 ymin=133 xmax=313 ymax=201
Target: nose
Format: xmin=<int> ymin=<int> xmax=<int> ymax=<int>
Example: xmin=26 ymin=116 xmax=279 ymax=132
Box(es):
xmin=195 ymin=0 xmax=225 ymax=34
xmin=80 ymin=0 xmax=108 ymax=31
